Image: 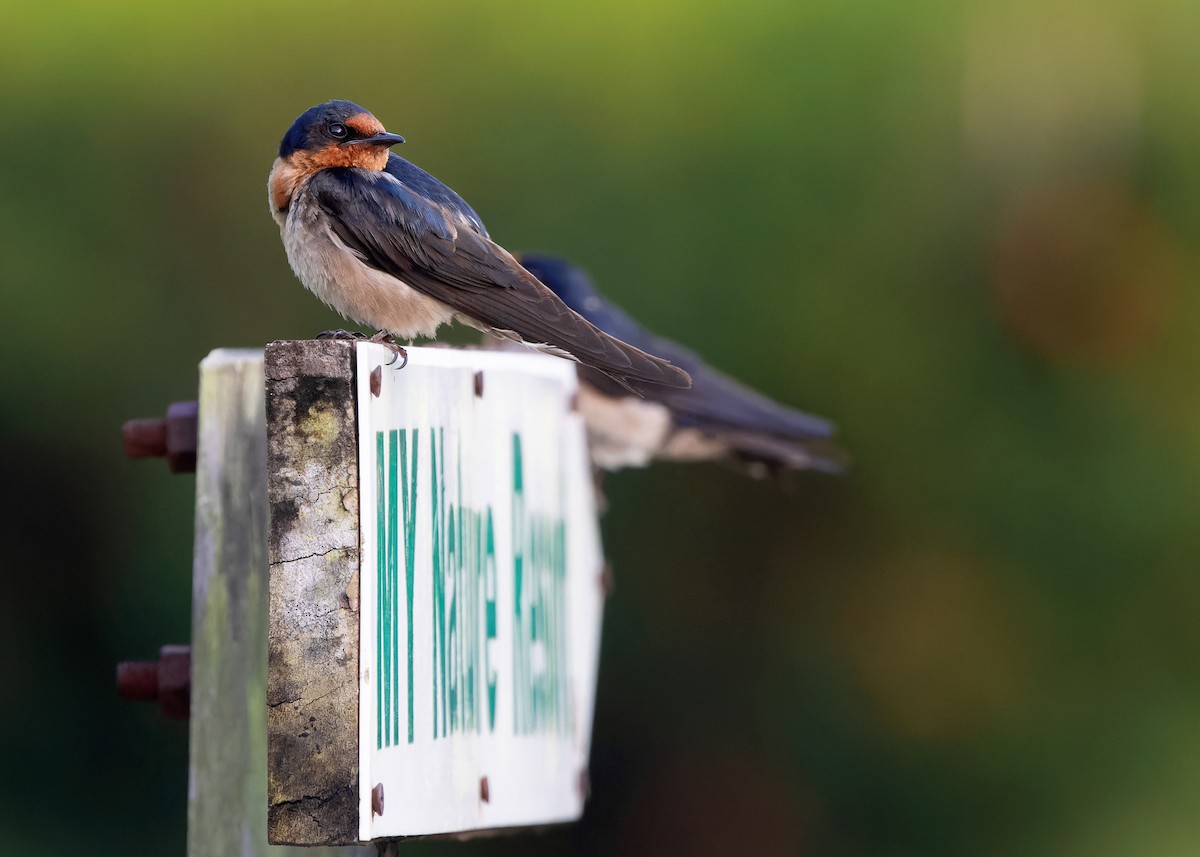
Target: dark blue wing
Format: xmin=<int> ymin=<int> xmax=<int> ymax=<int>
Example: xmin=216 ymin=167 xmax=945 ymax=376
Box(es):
xmin=383 ymin=154 xmax=489 ymax=237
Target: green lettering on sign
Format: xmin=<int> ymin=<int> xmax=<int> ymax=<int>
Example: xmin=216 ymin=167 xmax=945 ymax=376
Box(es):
xmin=484 ymin=508 xmax=497 ymax=732
xmin=376 ymin=426 xmax=570 ymax=749
xmin=377 ymin=429 xmax=419 ymax=748
xmin=375 ymin=431 xmax=385 ymax=749
xmin=399 ymin=429 xmax=418 ymax=744
xmin=511 ymin=433 xmax=570 ymax=736
xmin=431 ymin=429 xmax=447 ymax=738
xmin=429 ymin=429 xmax=497 ymax=740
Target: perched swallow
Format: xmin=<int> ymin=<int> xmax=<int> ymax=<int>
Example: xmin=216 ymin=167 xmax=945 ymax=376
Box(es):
xmin=516 ymin=254 xmax=847 ymax=476
xmin=268 ymin=100 xmax=690 ymax=391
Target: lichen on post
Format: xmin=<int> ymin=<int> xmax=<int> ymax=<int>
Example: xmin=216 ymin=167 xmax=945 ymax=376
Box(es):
xmin=265 ymin=340 xmax=363 ymax=846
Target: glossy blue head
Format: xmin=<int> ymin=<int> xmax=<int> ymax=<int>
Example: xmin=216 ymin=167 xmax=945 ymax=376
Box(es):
xmin=278 ymin=100 xmax=405 ymax=159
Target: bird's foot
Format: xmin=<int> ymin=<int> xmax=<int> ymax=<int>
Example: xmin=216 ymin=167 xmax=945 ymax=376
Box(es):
xmin=369 ymin=330 xmax=408 ymax=369
xmin=313 ymin=329 xmax=407 ymax=367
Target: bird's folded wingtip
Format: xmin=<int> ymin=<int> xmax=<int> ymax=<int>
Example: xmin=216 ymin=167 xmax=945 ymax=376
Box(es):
xmin=671 ymin=364 xmax=694 ymax=390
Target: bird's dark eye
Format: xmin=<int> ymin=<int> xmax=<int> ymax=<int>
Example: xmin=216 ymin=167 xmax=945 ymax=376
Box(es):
xmin=329 ymin=122 xmax=348 ymax=139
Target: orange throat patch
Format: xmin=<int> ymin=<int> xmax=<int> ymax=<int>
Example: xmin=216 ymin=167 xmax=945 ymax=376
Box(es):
xmin=269 ymin=157 xmax=303 ymax=213
xmin=269 ymin=141 xmax=389 ymax=213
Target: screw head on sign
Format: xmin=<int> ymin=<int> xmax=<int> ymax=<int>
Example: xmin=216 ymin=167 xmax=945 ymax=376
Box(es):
xmin=372 ymin=783 xmax=385 ymax=816
xmin=480 ymin=776 xmax=490 ymax=803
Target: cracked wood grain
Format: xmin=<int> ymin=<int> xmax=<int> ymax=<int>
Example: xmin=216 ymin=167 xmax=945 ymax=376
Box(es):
xmin=265 ymin=340 xmax=365 ymax=846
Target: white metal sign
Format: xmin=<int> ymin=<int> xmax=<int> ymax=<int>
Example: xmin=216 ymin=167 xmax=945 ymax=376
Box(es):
xmin=355 ymin=343 xmax=605 ymax=840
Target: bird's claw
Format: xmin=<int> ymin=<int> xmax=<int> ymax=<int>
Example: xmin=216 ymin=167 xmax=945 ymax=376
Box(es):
xmin=368 ymin=330 xmax=408 ymax=369
xmin=313 ymin=329 xmax=406 ymax=367
xmin=386 ymin=345 xmax=409 ymax=369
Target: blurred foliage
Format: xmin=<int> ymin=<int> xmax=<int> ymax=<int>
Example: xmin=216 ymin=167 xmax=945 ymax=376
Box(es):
xmin=3 ymin=0 xmax=1200 ymax=854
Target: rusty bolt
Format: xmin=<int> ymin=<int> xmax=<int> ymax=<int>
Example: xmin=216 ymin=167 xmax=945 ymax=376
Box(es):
xmin=370 ymin=365 xmax=383 ymax=397
xmin=123 ymin=400 xmax=198 ymax=473
xmin=372 ymin=783 xmax=385 ymax=816
xmin=117 ymin=644 xmax=191 ymax=719
xmin=479 ymin=776 xmax=490 ymax=803
xmin=122 ymin=420 xmax=167 ymax=459
xmin=474 ymin=370 xmax=484 ymax=397
xmin=116 ymin=660 xmax=157 ymax=701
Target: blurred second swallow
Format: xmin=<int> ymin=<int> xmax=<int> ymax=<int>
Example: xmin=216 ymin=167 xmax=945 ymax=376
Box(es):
xmin=516 ymin=254 xmax=848 ymax=478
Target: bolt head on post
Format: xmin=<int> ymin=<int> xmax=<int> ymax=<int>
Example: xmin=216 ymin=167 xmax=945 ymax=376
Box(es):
xmin=116 ymin=644 xmax=191 ymax=719
xmin=122 ymin=400 xmax=198 ymax=473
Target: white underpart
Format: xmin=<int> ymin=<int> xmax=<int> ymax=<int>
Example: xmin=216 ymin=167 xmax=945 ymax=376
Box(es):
xmin=578 ymin=386 xmax=728 ymax=468
xmin=279 ymin=191 xmax=457 ymax=340
xmin=658 ymin=428 xmax=728 ymax=462
xmin=575 ymin=384 xmax=672 ymax=470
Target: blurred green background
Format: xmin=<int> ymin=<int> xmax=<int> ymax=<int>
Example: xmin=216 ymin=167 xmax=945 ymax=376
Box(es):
xmin=3 ymin=1 xmax=1199 ymax=854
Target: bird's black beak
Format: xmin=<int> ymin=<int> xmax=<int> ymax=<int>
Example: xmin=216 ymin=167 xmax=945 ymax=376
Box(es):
xmin=347 ymin=132 xmax=406 ymax=147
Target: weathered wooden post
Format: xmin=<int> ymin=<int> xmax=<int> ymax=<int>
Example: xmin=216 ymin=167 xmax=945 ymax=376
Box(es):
xmin=189 ymin=348 xmax=371 ymax=857
xmin=265 ymin=341 xmax=364 ymax=844
xmin=265 ymin=339 xmax=607 ymax=846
